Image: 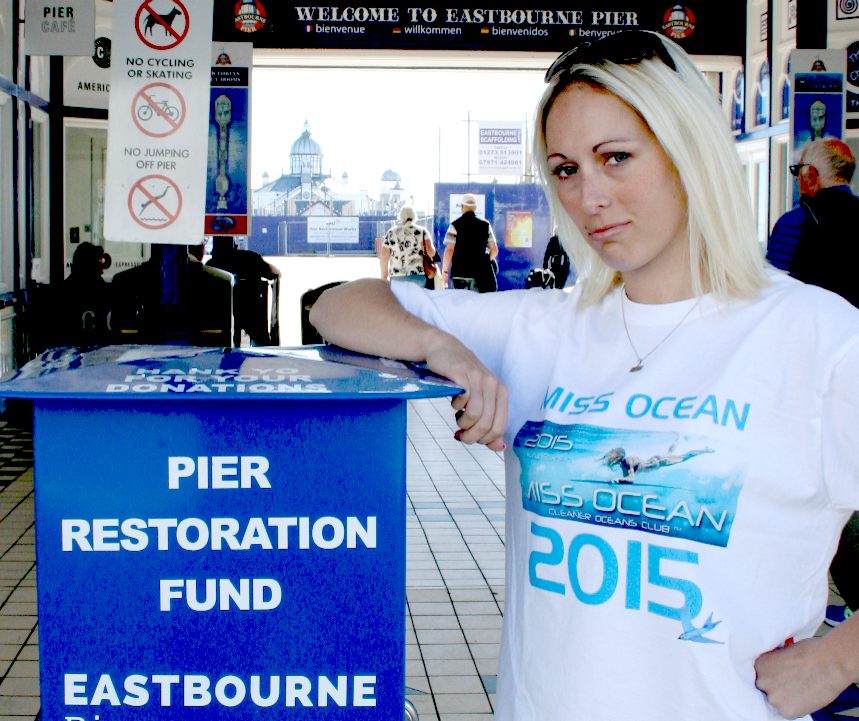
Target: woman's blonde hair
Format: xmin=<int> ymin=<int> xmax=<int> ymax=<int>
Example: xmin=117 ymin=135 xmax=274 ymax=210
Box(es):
xmin=534 ymin=31 xmax=767 ymax=305
xmin=398 ymin=205 xmax=416 ymax=225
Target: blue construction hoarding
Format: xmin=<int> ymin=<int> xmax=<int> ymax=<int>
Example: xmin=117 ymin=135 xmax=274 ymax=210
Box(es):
xmin=249 ymin=216 xmax=388 ymax=256
xmin=434 ymin=182 xmax=552 ymax=290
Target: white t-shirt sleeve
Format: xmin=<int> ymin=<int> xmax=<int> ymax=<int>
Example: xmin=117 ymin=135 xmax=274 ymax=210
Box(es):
xmin=389 ymin=281 xmax=538 ymax=377
xmin=443 ymin=224 xmax=457 ymax=246
xmin=821 ymin=335 xmax=859 ymax=510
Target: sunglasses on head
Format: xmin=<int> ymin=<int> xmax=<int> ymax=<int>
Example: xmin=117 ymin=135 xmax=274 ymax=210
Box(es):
xmin=544 ymin=29 xmax=676 ymax=83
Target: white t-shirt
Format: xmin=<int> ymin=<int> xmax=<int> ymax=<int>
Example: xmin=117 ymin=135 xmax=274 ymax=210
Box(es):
xmin=392 ymin=272 xmax=859 ymax=721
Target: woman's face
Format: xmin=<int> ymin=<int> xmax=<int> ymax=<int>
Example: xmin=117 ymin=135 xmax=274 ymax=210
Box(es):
xmin=545 ymin=83 xmax=691 ymax=300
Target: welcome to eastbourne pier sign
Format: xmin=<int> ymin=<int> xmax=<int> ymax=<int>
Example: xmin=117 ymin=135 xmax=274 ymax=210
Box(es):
xmin=212 ymin=1 xmax=746 ymax=56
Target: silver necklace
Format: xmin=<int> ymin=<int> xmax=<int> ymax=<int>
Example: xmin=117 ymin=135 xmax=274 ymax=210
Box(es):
xmin=620 ymin=291 xmax=700 ymax=372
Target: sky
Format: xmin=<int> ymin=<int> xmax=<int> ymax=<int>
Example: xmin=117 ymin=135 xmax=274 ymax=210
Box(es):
xmin=250 ymin=66 xmax=547 ymax=215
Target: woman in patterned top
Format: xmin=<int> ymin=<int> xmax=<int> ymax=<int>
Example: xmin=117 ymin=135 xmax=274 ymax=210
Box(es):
xmin=380 ymin=205 xmax=436 ymax=286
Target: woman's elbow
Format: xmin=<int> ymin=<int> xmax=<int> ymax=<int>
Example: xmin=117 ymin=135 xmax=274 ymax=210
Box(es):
xmin=308 ymin=278 xmax=381 ymax=333
xmin=308 ymin=288 xmax=335 ymax=332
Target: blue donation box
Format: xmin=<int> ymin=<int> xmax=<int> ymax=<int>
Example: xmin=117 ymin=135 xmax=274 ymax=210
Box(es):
xmin=0 ymin=345 xmax=458 ymax=720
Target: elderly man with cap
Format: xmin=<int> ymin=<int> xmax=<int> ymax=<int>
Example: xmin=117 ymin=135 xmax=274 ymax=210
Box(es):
xmin=441 ymin=193 xmax=499 ymax=292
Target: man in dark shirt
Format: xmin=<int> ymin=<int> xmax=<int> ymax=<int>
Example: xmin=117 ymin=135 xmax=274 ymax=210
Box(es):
xmin=784 ymin=138 xmax=859 ymax=307
xmin=441 ymin=194 xmax=499 ymax=292
xmin=766 ymin=199 xmax=816 ymax=271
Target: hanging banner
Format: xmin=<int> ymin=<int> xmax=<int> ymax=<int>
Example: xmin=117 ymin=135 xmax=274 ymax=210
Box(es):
xmin=478 ymin=122 xmax=523 ymax=176
xmin=789 ymin=49 xmax=846 ymax=159
xmin=205 ymin=42 xmax=252 ymax=236
xmin=104 ymin=0 xmax=214 ymax=245
xmin=212 ymin=1 xmax=746 ymax=56
xmin=25 ymin=0 xmax=94 ymax=56
xmin=847 ymin=40 xmax=859 ymax=129
xmin=788 ymin=49 xmax=845 ymax=204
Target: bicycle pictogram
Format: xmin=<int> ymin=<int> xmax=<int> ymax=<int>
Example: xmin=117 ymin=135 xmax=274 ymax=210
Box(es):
xmin=136 ymin=97 xmax=180 ymax=122
xmin=132 ymin=82 xmax=186 ymax=138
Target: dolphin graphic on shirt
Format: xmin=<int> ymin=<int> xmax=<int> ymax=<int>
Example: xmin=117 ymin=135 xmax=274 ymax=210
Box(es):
xmin=679 ymin=605 xmax=724 ymax=644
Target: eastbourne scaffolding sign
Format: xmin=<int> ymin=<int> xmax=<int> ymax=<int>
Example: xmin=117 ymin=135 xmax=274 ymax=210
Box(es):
xmin=478 ymin=122 xmax=523 ymax=176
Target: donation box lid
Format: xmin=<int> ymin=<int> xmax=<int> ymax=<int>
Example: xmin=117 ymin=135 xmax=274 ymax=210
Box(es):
xmin=0 ymin=344 xmax=461 ymax=401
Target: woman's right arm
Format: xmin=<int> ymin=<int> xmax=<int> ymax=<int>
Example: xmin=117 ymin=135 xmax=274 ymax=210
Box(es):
xmin=310 ymin=278 xmax=508 ymax=449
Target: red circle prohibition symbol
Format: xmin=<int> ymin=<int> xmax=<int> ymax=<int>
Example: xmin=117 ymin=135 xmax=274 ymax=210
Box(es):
xmin=132 ymin=82 xmax=186 ymax=137
xmin=128 ymin=174 xmax=183 ymax=229
xmin=135 ymin=0 xmax=190 ymax=51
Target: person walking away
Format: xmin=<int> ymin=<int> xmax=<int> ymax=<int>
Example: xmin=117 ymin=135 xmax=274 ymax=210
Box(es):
xmin=543 ymin=230 xmax=574 ymax=288
xmin=441 ymin=194 xmax=498 ymax=292
xmin=56 ymin=242 xmax=113 ymax=346
xmin=380 ymin=206 xmax=436 ymax=287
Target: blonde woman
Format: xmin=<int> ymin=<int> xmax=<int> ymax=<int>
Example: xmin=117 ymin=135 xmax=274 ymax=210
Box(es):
xmin=312 ymin=30 xmax=859 ymax=721
xmin=380 ymin=205 xmax=436 ymax=287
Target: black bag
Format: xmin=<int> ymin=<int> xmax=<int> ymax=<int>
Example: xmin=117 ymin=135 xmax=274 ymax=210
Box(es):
xmin=526 ymin=268 xmax=556 ymax=289
xmin=545 ymin=252 xmax=569 ymax=287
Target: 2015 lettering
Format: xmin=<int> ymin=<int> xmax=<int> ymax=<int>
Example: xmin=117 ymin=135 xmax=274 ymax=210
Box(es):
xmin=528 ymin=522 xmax=702 ymax=620
xmin=521 ymin=433 xmax=574 ymax=451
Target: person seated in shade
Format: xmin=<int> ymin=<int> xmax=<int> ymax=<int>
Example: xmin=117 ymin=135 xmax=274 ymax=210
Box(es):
xmin=206 ymin=235 xmax=280 ymax=346
xmin=56 ymin=242 xmax=113 ymax=346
